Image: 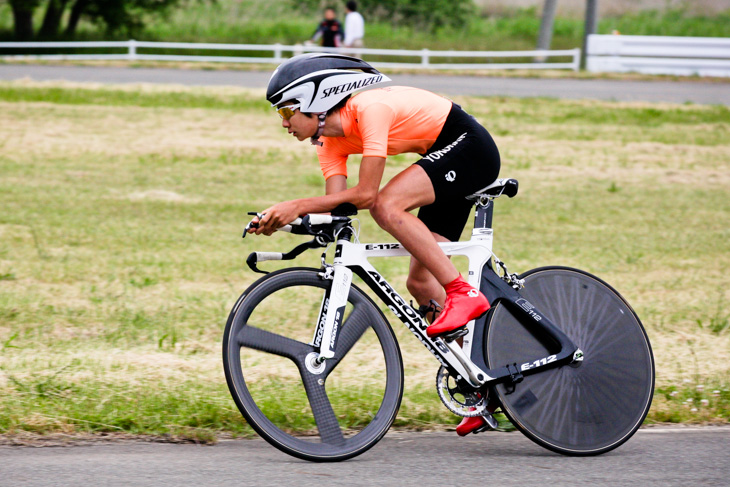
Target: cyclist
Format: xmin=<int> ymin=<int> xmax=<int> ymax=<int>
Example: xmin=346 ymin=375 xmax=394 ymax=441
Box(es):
xmin=250 ymin=53 xmax=501 ymax=435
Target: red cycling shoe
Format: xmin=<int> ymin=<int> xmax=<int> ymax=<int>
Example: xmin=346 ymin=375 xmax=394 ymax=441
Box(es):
xmin=426 ymin=276 xmax=490 ymax=338
xmin=456 ymin=415 xmax=489 ymax=436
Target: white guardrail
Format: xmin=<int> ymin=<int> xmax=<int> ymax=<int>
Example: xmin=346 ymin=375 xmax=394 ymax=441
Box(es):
xmin=0 ymin=40 xmax=581 ymax=71
xmin=587 ymin=34 xmax=730 ymax=77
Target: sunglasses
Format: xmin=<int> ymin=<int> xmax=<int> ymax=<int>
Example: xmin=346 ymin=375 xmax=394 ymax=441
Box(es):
xmin=276 ymin=104 xmax=302 ymax=120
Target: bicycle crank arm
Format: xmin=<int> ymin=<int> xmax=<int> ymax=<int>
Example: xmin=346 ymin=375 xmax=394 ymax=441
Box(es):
xmin=440 ymin=337 xmax=493 ymax=387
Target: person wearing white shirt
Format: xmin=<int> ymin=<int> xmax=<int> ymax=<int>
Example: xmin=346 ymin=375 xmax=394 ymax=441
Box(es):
xmin=343 ymin=1 xmax=365 ymax=51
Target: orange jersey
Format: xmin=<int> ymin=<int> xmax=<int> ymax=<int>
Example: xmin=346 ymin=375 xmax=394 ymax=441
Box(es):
xmin=316 ymin=86 xmax=452 ymax=180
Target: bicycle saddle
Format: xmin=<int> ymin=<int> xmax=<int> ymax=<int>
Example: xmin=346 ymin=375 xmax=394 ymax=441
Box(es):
xmin=466 ymin=178 xmax=519 ymax=200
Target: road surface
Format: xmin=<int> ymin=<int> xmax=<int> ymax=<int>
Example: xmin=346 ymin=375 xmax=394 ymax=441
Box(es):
xmin=1 ymin=64 xmax=729 ymax=105
xmin=1 ymin=427 xmax=728 ymax=486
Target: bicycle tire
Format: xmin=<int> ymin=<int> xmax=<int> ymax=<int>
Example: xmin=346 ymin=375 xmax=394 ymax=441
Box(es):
xmin=485 ymin=266 xmax=654 ymax=456
xmin=223 ymin=267 xmax=404 ymax=462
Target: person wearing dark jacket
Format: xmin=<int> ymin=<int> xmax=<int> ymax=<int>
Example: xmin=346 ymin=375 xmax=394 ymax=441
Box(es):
xmin=311 ymin=7 xmax=343 ymax=48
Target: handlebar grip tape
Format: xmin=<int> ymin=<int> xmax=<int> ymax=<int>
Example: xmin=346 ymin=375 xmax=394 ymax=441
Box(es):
xmin=307 ymin=214 xmax=333 ymax=225
xmin=255 ymin=252 xmax=284 ymax=262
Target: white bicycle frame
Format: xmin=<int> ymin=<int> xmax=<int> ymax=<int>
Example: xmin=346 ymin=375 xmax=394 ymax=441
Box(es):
xmin=246 ymin=178 xmax=580 ymax=388
xmin=313 ymin=225 xmax=498 ymax=388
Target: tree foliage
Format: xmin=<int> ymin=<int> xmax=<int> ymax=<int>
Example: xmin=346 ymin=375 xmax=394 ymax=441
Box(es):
xmin=4 ymin=0 xmax=186 ymax=40
xmin=293 ymin=0 xmax=476 ymax=31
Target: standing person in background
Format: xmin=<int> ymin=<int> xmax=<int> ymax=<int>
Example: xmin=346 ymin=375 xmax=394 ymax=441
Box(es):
xmin=311 ymin=7 xmax=343 ymax=49
xmin=343 ymin=1 xmax=364 ymax=55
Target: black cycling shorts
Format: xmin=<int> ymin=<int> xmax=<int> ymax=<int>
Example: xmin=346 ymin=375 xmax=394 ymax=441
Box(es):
xmin=415 ymin=103 xmax=500 ymax=241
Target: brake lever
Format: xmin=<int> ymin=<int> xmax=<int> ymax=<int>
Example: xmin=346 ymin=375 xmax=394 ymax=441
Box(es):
xmin=242 ymin=211 xmax=264 ymax=238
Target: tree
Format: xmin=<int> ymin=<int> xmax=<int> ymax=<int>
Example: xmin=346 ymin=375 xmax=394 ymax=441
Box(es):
xmin=5 ymin=0 xmax=186 ymax=40
xmin=65 ymin=0 xmax=91 ymax=37
xmin=39 ymin=0 xmax=70 ymax=39
xmin=8 ymin=0 xmax=41 ymax=41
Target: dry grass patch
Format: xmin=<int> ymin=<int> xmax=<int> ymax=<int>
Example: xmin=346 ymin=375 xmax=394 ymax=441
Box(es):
xmin=0 ymin=103 xmax=289 ymax=157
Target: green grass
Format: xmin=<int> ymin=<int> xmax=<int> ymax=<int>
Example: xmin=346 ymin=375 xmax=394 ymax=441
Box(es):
xmin=135 ymin=5 xmax=730 ymax=50
xmin=0 ymin=80 xmax=729 ymax=442
xmin=601 ymin=8 xmax=730 ymax=38
xmin=0 ymin=84 xmax=270 ymax=111
xmin=0 ymin=361 xmax=246 ymax=440
xmin=653 ymin=380 xmax=730 ymax=424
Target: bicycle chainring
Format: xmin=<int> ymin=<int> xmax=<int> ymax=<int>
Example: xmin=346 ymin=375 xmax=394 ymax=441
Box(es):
xmin=436 ymin=366 xmax=487 ymax=418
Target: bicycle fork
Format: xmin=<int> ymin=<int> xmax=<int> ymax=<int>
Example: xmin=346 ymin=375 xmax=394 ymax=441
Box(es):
xmin=311 ymin=263 xmax=352 ymax=362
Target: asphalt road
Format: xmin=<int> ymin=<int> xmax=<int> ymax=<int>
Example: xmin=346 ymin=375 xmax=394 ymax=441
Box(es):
xmin=1 ymin=428 xmax=728 ymax=487
xmin=2 ymin=64 xmax=729 ymax=105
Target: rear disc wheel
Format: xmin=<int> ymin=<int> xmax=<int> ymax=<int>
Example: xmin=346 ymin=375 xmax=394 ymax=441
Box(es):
xmin=485 ymin=266 xmax=654 ymax=455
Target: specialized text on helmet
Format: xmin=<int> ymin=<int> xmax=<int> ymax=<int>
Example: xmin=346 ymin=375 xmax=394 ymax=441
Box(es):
xmin=321 ymin=75 xmax=384 ymax=99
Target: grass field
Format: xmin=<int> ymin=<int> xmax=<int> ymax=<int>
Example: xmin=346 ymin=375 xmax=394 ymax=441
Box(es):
xmin=0 ymin=80 xmax=729 ymax=441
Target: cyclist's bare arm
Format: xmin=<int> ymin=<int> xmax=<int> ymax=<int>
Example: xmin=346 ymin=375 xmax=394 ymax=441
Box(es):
xmin=326 ymin=174 xmax=347 ymax=195
xmin=251 ymin=156 xmax=385 ymax=235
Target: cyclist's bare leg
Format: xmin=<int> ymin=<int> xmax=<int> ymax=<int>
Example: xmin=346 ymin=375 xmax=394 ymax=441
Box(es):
xmin=371 ymin=164 xmax=489 ymax=337
xmin=407 ymin=238 xmax=448 ymax=321
xmin=369 ymin=165 xmax=459 ymax=286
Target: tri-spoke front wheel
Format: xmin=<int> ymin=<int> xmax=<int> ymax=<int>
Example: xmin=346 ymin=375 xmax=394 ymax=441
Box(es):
xmin=223 ymin=268 xmax=404 ymax=462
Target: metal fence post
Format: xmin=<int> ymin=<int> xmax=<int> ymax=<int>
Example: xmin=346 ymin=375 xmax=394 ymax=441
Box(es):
xmin=421 ymin=48 xmax=430 ymax=67
xmin=128 ymin=39 xmax=137 ymax=60
xmin=536 ymin=0 xmax=558 ymax=62
xmin=581 ymin=0 xmax=600 ymax=70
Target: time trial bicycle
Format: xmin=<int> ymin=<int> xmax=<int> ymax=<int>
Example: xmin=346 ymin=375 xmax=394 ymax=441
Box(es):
xmin=222 ymin=178 xmax=655 ymax=462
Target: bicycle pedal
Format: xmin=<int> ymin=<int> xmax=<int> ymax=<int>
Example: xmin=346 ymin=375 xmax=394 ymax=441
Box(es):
xmin=472 ymin=425 xmax=490 ymax=435
xmin=473 ymin=413 xmax=499 ymax=434
xmin=442 ymin=327 xmax=468 ymax=342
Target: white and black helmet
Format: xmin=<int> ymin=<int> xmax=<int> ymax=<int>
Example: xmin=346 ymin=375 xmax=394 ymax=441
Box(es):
xmin=266 ymin=53 xmax=391 ymax=113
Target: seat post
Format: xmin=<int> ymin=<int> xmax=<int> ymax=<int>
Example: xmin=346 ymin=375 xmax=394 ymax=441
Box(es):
xmin=472 ymin=198 xmax=496 ymax=273
xmin=473 ymin=198 xmax=494 ymax=230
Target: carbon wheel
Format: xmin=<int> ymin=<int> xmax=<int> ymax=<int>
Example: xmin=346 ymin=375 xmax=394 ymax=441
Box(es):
xmin=223 ymin=268 xmax=404 ymax=462
xmin=485 ymin=266 xmax=654 ymax=455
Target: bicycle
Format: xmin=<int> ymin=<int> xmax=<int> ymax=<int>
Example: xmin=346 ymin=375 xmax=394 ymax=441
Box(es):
xmin=222 ymin=177 xmax=655 ymax=462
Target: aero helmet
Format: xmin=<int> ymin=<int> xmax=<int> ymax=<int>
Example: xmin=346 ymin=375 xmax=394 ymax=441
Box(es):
xmin=267 ymin=53 xmax=391 ymax=144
